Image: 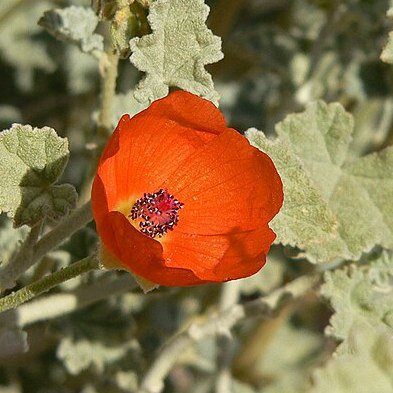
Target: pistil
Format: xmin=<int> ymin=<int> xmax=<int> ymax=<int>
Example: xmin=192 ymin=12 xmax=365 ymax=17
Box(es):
xmin=130 ymin=189 xmax=184 ymax=238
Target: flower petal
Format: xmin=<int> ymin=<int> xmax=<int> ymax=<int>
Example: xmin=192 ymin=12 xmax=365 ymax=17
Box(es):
xmin=92 ymin=176 xmax=207 ymax=286
xmin=156 ymin=129 xmax=282 ymax=279
xmin=96 ymin=92 xmax=227 ymax=211
xmin=92 ymin=91 xmax=284 ymax=287
xmin=141 ymin=90 xmax=227 ymax=133
xmin=103 ymin=211 xmax=208 ymax=286
xmin=162 ymin=224 xmax=275 ymax=281
xmin=164 ymin=129 xmax=283 ymax=235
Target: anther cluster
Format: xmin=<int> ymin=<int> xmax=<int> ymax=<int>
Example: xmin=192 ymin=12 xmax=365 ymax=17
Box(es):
xmin=130 ymin=189 xmax=184 ymax=238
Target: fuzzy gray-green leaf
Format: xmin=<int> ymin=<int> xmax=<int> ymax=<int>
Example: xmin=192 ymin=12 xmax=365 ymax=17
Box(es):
xmin=57 ymin=337 xmax=136 ymax=375
xmin=0 ymin=124 xmax=77 ymax=227
xmin=309 ymin=323 xmax=393 ymax=393
xmin=321 ymin=251 xmax=393 ymax=341
xmin=246 ymin=126 xmax=345 ymax=263
xmin=39 ymin=6 xmax=104 ymax=54
xmin=247 ymin=101 xmax=393 ymax=262
xmin=129 ymin=0 xmax=223 ymax=105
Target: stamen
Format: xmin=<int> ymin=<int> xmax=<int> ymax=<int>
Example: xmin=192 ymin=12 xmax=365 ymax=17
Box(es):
xmin=129 ymin=189 xmax=184 ymax=238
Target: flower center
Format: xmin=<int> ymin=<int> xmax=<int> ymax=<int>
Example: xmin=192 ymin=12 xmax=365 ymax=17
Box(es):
xmin=129 ymin=189 xmax=184 ymax=238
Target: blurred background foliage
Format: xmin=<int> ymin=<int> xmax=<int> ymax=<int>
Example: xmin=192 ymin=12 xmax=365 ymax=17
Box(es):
xmin=0 ymin=0 xmax=393 ymax=392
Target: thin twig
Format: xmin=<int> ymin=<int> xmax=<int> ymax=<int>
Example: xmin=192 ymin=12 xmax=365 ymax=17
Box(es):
xmin=78 ymin=49 xmax=120 ymax=202
xmin=138 ymin=275 xmax=320 ymax=393
xmin=0 ymin=255 xmax=99 ymax=314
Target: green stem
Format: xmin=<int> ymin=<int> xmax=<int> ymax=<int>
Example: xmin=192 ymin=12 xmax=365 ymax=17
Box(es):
xmin=0 ymin=255 xmax=99 ymax=314
xmin=98 ymin=50 xmax=120 ymax=136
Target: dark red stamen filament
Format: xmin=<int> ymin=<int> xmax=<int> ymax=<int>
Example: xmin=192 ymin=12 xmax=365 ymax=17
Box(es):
xmin=130 ymin=189 xmax=184 ymax=238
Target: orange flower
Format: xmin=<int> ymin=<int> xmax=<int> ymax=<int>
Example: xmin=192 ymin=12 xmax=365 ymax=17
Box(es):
xmin=92 ymin=91 xmax=283 ymax=287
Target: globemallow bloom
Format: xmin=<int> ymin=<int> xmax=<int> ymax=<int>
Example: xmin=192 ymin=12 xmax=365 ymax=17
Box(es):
xmin=92 ymin=91 xmax=283 ymax=287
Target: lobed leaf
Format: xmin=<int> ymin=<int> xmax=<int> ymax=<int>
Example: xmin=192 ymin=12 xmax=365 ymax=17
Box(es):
xmin=39 ymin=6 xmax=104 ymax=54
xmin=0 ymin=124 xmax=77 ymax=227
xmin=321 ymin=251 xmax=393 ymax=341
xmin=129 ymin=0 xmax=223 ymax=105
xmin=247 ymin=101 xmax=393 ymax=263
xmin=309 ymin=323 xmax=393 ymax=393
xmin=57 ymin=337 xmax=135 ymax=375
